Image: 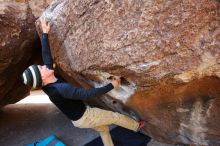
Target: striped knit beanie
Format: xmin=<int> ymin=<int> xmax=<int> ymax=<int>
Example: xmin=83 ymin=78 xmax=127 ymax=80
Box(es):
xmin=22 ymin=64 xmax=42 ymax=88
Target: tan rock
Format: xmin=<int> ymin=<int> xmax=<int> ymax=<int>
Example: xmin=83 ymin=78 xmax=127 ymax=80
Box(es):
xmin=37 ymin=0 xmax=220 ymax=145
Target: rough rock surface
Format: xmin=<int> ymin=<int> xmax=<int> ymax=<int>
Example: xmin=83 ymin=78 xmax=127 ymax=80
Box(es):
xmin=38 ymin=0 xmax=220 ymax=145
xmin=0 ymin=0 xmax=51 ymax=107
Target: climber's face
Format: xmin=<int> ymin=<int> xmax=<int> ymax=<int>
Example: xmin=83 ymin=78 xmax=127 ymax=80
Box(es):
xmin=38 ymin=65 xmax=54 ymax=80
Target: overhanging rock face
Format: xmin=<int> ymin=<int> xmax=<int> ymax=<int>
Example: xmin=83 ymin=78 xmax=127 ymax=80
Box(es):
xmin=0 ymin=0 xmax=51 ymax=107
xmin=39 ymin=0 xmax=220 ymax=145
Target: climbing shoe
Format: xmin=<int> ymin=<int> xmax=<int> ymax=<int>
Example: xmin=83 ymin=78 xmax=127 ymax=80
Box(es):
xmin=137 ymin=120 xmax=145 ymax=131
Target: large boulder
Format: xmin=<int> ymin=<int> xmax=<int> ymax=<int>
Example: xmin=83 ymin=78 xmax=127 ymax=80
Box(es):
xmin=39 ymin=0 xmax=219 ymax=145
xmin=0 ymin=0 xmax=51 ymax=107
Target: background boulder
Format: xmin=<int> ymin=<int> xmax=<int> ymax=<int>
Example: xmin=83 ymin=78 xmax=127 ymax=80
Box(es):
xmin=0 ymin=0 xmax=51 ymax=107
